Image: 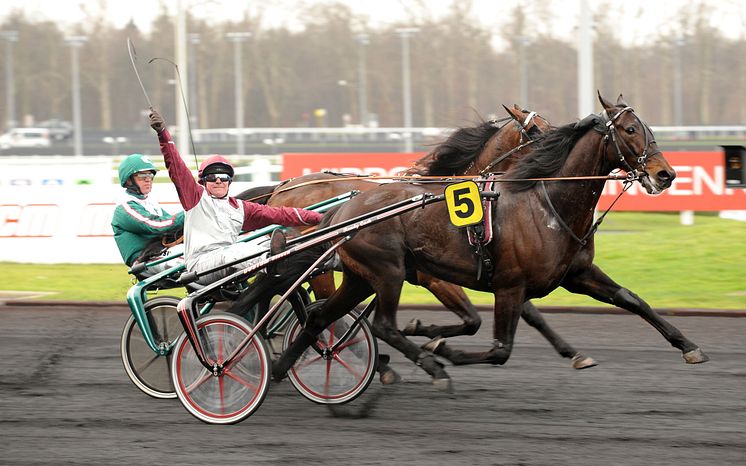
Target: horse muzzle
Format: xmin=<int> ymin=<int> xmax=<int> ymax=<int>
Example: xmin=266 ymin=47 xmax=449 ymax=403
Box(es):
xmin=640 ymin=166 xmax=676 ymax=194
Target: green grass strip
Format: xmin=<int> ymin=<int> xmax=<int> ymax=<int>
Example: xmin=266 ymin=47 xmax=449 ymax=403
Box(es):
xmin=1 ymin=213 xmax=744 ymax=309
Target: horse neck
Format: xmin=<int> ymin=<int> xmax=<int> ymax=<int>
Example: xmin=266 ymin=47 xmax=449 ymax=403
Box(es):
xmin=465 ymin=129 xmax=523 ymax=176
xmin=542 ymin=131 xmax=612 ymax=233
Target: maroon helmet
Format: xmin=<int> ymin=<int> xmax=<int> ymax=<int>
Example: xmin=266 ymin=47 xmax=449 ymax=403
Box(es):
xmin=198 ymin=155 xmax=234 ymax=183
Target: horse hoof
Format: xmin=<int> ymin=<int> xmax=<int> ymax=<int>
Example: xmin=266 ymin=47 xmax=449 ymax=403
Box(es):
xmin=683 ymin=348 xmax=710 ymax=364
xmin=571 ymin=354 xmax=598 ymax=370
xmin=379 ymin=368 xmax=402 ymax=385
xmin=422 ymin=337 xmax=446 ymax=353
xmin=271 ymin=366 xmax=288 ymax=382
xmin=403 ymin=318 xmax=421 ymax=335
xmin=432 ymin=377 xmax=454 ymax=394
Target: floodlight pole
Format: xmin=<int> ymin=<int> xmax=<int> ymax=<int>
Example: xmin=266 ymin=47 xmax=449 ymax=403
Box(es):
xmin=188 ymin=33 xmax=200 ymax=129
xmin=355 ymin=34 xmax=369 ymax=126
xmin=577 ymin=0 xmax=594 ymax=118
xmin=226 ymin=32 xmax=252 ymax=156
xmin=1 ymin=31 xmax=18 ymax=130
xmin=396 ymin=28 xmax=418 ymax=153
xmin=66 ymin=36 xmax=87 ymax=156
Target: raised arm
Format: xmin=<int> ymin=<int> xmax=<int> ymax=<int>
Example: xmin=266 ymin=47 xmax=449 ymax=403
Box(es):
xmin=150 ymin=109 xmax=203 ymax=210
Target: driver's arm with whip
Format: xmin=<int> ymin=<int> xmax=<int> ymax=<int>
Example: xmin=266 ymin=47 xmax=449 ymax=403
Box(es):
xmin=148 ymin=109 xmax=323 ymax=284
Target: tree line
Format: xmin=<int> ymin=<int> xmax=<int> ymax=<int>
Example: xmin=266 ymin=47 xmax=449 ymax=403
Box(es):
xmin=0 ymin=0 xmax=743 ymax=132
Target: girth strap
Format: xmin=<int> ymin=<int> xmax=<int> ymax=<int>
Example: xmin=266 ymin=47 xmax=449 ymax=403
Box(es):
xmin=467 ymin=176 xmax=499 ymax=282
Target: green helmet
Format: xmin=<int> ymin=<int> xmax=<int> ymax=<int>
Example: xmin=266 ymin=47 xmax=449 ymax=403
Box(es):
xmin=118 ymin=153 xmax=157 ymax=187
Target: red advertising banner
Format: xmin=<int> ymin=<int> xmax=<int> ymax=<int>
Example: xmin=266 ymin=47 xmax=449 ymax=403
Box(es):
xmin=282 ymin=152 xmax=426 ymax=179
xmin=282 ymin=151 xmax=746 ymax=211
xmin=597 ymin=152 xmax=746 ymax=211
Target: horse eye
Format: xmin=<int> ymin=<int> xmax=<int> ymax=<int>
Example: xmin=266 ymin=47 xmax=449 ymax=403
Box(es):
xmin=626 ymin=126 xmax=636 ymax=134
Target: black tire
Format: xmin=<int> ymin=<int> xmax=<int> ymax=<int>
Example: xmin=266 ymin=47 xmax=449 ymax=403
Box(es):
xmin=283 ymin=300 xmax=378 ymax=405
xmin=171 ymin=314 xmax=271 ymax=424
xmin=120 ymin=296 xmax=182 ymax=399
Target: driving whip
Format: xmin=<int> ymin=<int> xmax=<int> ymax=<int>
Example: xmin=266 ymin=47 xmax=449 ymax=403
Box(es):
xmin=127 ymin=38 xmax=153 ymax=109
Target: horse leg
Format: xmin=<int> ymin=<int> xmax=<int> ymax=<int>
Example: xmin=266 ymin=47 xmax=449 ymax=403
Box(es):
xmin=370 ymin=281 xmax=453 ymax=392
xmin=520 ymin=301 xmax=597 ymax=369
xmin=402 ymin=274 xmax=482 ymax=338
xmin=272 ymin=274 xmax=373 ymax=381
xmin=424 ymin=290 xmax=522 ymax=367
xmin=561 ymin=264 xmax=709 ymax=364
xmin=307 ymin=271 xmax=398 ymax=383
xmin=308 ymin=271 xmax=336 ymax=299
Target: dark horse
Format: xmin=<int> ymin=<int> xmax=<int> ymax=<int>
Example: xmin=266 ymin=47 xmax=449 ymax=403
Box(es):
xmin=237 ymin=107 xmax=599 ymax=371
xmin=272 ymin=93 xmax=708 ymax=391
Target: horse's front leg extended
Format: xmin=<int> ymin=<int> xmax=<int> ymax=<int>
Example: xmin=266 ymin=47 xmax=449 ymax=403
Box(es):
xmin=425 ymin=290 xmax=523 ymax=366
xmin=561 ymin=264 xmax=709 ymax=364
xmin=520 ymin=301 xmax=597 ymax=369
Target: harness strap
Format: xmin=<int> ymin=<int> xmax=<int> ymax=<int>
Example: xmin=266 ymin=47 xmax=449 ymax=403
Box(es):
xmin=479 ymin=140 xmax=536 ymax=175
xmin=467 ymin=177 xmax=498 ymax=282
xmin=540 ymin=179 xmax=634 ymax=246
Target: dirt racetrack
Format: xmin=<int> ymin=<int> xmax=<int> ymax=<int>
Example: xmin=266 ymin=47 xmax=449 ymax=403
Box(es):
xmin=0 ymin=303 xmax=744 ymax=466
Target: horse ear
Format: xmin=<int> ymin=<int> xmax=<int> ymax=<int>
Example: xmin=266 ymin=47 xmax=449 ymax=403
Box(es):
xmin=597 ymin=90 xmax=614 ymax=110
xmin=502 ymin=104 xmax=522 ymax=122
xmin=616 ymin=94 xmax=629 ymax=107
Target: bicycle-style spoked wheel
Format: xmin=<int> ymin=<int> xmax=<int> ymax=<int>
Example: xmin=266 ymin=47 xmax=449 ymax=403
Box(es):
xmin=171 ymin=314 xmax=271 ymax=424
xmin=283 ymin=300 xmax=378 ymax=405
xmin=120 ymin=296 xmax=182 ymax=399
xmin=261 ymin=288 xmax=311 ymax=358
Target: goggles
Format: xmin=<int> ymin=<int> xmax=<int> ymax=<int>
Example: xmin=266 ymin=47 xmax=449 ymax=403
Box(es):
xmin=204 ymin=173 xmax=232 ymax=183
xmin=135 ymin=172 xmax=155 ymax=180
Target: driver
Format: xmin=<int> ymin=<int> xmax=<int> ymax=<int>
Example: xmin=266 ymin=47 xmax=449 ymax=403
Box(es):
xmin=148 ymin=109 xmax=322 ymax=284
xmin=111 ymin=153 xmax=185 ymax=277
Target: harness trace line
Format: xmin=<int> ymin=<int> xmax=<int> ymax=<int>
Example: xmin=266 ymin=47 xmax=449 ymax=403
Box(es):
xmin=244 ymin=172 xmax=637 ymax=204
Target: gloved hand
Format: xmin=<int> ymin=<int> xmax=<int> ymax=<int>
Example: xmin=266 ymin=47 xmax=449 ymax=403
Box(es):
xmin=149 ymin=109 xmax=166 ymax=133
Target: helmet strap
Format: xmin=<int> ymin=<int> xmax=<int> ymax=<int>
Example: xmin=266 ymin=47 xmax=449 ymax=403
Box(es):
xmin=125 ymin=178 xmax=144 ymax=197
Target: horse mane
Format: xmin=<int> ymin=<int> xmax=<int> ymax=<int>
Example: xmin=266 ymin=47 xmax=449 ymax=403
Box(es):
xmin=505 ymin=122 xmax=593 ymax=192
xmin=420 ymin=121 xmax=501 ymax=176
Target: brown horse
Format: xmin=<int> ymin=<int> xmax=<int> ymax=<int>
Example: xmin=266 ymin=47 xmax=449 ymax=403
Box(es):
xmin=273 ymin=93 xmax=708 ymax=391
xmin=236 ymin=107 xmax=599 ymax=371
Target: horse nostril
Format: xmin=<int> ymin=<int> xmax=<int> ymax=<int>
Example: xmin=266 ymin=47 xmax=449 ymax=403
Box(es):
xmin=657 ymin=170 xmax=675 ymax=182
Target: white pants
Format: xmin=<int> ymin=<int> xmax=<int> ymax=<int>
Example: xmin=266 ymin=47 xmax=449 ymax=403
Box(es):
xmin=193 ymin=237 xmax=270 ymax=285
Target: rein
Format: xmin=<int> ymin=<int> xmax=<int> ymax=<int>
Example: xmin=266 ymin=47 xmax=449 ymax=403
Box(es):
xmin=242 ymin=171 xmax=632 ymax=204
xmin=540 ymin=179 xmax=634 ymax=246
xmin=538 ymin=105 xmax=652 ymax=246
xmin=600 ymin=106 xmax=658 ymax=181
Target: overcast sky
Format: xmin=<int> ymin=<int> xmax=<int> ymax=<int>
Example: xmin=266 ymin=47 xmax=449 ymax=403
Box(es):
xmin=2 ymin=0 xmax=744 ymax=47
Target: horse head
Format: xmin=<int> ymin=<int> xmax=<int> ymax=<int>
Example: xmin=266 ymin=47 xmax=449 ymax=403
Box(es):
xmin=472 ymin=106 xmax=552 ymax=175
xmin=598 ymin=92 xmax=676 ymax=194
xmin=503 ymin=104 xmax=552 ymax=139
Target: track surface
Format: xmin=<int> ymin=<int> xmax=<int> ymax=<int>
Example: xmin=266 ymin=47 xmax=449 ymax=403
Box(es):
xmin=0 ymin=303 xmax=744 ymax=465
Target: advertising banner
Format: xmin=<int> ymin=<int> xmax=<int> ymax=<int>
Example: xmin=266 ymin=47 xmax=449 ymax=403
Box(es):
xmin=283 ymin=151 xmax=746 ymax=211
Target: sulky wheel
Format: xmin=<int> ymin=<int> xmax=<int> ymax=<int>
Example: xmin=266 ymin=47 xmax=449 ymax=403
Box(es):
xmin=170 ymin=313 xmax=271 ymax=424
xmin=120 ymin=296 xmax=182 ymax=399
xmin=283 ymin=300 xmax=378 ymax=405
xmin=259 ymin=288 xmax=311 ymax=359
